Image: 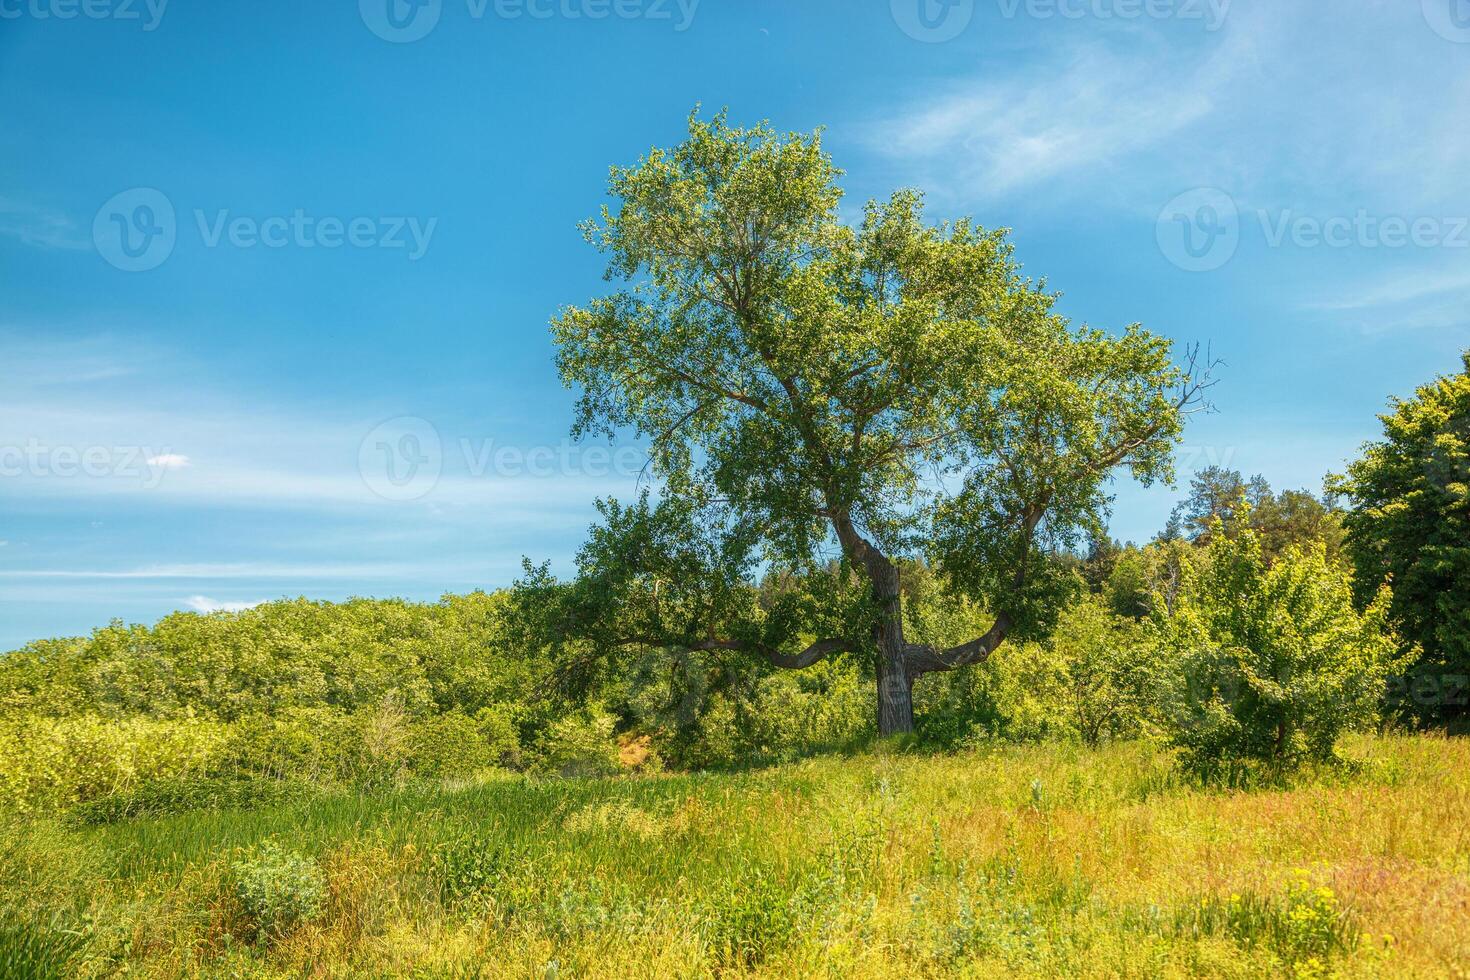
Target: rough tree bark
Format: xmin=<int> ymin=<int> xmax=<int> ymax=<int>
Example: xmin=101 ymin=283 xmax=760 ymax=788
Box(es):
xmin=830 ymin=511 xmax=1013 ymax=736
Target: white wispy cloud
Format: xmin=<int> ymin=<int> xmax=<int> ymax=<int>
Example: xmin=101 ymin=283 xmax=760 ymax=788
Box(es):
xmin=184 ymin=595 xmax=263 ymax=614
xmin=860 ymin=4 xmax=1470 ymax=214
xmin=865 ymin=45 xmax=1211 ymax=201
xmin=0 ymin=196 xmax=90 ymax=251
xmin=1305 ymin=267 xmax=1470 ymax=313
xmin=0 ymin=561 xmax=431 ymax=580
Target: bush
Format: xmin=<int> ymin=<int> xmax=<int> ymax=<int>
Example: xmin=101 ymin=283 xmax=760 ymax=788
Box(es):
xmin=0 ymin=713 xmax=225 ymax=814
xmin=350 ymin=695 xmax=412 ymax=788
xmin=702 ymin=870 xmax=797 ymax=967
xmin=408 ymin=710 xmax=492 ymax=779
xmin=429 ymin=834 xmax=513 ymax=905
xmin=645 ymin=658 xmax=873 ymax=770
xmin=531 ymin=708 xmax=621 ymax=777
xmin=218 ymin=708 xmax=358 ymax=783
xmin=1049 ymin=598 xmax=1159 ymax=746
xmin=408 ymin=706 xmax=521 ymax=779
xmin=1153 ymin=518 xmax=1408 ymax=775
xmin=231 ymin=841 xmax=327 ymax=939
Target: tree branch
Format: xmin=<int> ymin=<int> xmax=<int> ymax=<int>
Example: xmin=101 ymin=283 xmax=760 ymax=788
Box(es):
xmin=904 ymin=612 xmax=1013 ymax=675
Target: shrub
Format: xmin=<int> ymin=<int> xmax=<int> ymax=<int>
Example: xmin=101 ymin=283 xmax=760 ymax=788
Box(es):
xmin=71 ymin=775 xmax=313 ymax=825
xmin=702 ymin=870 xmax=797 ymax=967
xmin=531 ymin=708 xmax=621 ymax=777
xmin=231 ymin=841 xmax=328 ymax=939
xmin=218 ymin=708 xmax=357 ymax=783
xmin=408 ymin=706 xmax=522 ymax=779
xmin=0 ymin=713 xmax=224 ymax=814
xmin=408 ymin=710 xmax=493 ymax=779
xmin=1153 ymin=517 xmax=1408 ymax=775
xmin=474 ymin=705 xmax=522 ymax=766
xmin=429 ymin=834 xmax=511 ymax=905
xmin=1049 ymin=598 xmax=1159 ymax=746
xmin=350 ymin=695 xmax=412 ymax=788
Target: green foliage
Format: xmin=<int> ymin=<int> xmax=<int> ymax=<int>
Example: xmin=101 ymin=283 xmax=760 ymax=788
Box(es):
xmin=231 ymin=841 xmax=327 ymax=939
xmin=71 ymin=775 xmax=313 ymax=825
xmin=1 ymin=735 xmax=1462 ymax=975
xmin=0 ymin=594 xmax=544 ymax=816
xmin=701 ymin=870 xmax=797 ymax=967
xmin=1047 ymin=598 xmax=1158 ymax=746
xmin=1152 ymin=517 xmax=1407 ymax=775
xmin=0 ymin=592 xmax=529 ymax=723
xmin=1105 ymin=538 xmax=1196 ymax=619
xmin=655 ymin=660 xmax=874 ymax=770
xmin=1164 ymin=468 xmax=1344 ymax=568
xmin=530 ymin=708 xmax=622 ymax=778
xmin=1333 ymin=350 xmax=1470 ymax=725
xmin=914 ymin=602 xmax=1157 ymax=748
xmin=430 ymin=833 xmax=514 ymax=906
xmin=545 ymin=106 xmax=1201 ymax=735
xmin=0 ymin=712 xmax=225 ymax=814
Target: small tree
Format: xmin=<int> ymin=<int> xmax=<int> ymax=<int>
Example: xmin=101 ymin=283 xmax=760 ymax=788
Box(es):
xmin=1153 ymin=517 xmax=1406 ymax=774
xmin=537 ymin=110 xmax=1209 ymax=736
xmin=1050 ymin=598 xmax=1156 ymax=746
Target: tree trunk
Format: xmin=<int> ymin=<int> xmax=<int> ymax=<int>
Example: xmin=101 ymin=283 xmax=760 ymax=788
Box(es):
xmin=828 ymin=512 xmax=921 ymax=735
xmin=878 ymin=645 xmax=915 ymax=736
xmin=870 ymin=555 xmax=916 ymax=736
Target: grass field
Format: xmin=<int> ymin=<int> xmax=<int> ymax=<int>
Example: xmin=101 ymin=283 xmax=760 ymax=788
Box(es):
xmin=3 ymin=735 xmax=1468 ymax=978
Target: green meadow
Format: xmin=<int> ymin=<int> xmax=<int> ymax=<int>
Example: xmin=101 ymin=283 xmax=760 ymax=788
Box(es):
xmin=5 ymin=734 xmax=1466 ymax=978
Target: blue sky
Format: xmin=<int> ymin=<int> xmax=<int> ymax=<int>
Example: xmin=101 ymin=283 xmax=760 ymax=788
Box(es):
xmin=2 ymin=0 xmax=1468 ymax=650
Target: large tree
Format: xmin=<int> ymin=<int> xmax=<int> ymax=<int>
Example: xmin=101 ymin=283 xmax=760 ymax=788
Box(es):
xmin=1333 ymin=352 xmax=1470 ymax=725
xmin=538 ymin=111 xmax=1209 ymax=736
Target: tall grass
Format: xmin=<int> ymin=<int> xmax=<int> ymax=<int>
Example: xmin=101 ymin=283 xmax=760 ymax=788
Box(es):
xmin=1 ymin=735 xmax=1464 ymax=977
